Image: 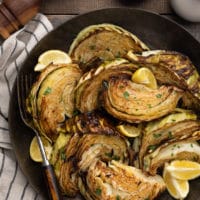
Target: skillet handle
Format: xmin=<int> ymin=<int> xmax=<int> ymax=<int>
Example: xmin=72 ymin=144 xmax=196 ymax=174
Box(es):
xmin=43 ymin=164 xmax=63 ymax=200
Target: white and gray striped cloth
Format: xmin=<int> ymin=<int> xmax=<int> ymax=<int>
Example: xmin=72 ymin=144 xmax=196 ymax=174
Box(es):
xmin=0 ymin=13 xmax=53 ymax=200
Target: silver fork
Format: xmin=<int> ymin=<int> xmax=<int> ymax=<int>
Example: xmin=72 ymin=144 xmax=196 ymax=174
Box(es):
xmin=17 ymin=72 xmax=63 ymax=200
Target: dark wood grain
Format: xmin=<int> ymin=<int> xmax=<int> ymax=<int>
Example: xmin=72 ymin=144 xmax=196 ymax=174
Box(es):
xmin=41 ymin=0 xmax=171 ymax=15
xmin=0 ymin=0 xmax=41 ymax=38
xmin=42 ymin=0 xmax=200 ymax=43
xmin=1 ymin=0 xmax=199 ymax=44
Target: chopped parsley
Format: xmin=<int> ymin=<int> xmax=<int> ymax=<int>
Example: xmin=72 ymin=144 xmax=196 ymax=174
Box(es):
xmin=95 ymin=188 xmax=102 ymax=196
xmin=191 ymin=143 xmax=194 ymax=148
xmin=168 ymin=131 xmax=173 ymax=139
xmin=153 ymin=133 xmax=162 ymax=138
xmin=73 ymin=110 xmax=80 ymax=116
xmin=105 ymin=152 xmax=113 ymax=158
xmin=147 ymin=104 xmax=152 ymax=108
xmin=156 ymin=93 xmax=162 ymax=98
xmin=113 ymin=155 xmax=120 ymax=161
xmin=171 ymin=119 xmax=176 ymax=122
xmin=116 ymin=195 xmax=121 ymax=200
xmin=148 ymin=145 xmax=157 ymax=151
xmin=43 ymin=87 xmax=52 ymax=95
xmin=123 ymin=91 xmax=129 ymax=99
xmin=61 ymin=151 xmax=66 ymax=161
xmin=89 ymin=44 xmax=96 ymax=50
xmin=119 ymin=85 xmax=124 ymax=89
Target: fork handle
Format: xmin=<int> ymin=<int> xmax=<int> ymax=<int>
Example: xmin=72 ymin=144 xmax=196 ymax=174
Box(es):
xmin=43 ymin=164 xmax=63 ymax=200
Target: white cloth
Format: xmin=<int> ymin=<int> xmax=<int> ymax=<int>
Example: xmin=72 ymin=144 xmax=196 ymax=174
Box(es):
xmin=0 ymin=13 xmax=53 ymax=200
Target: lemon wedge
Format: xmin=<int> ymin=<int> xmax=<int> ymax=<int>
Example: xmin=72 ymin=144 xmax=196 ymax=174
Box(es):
xmin=29 ymin=136 xmax=52 ymax=162
xmin=131 ymin=67 xmax=157 ymax=89
xmin=116 ymin=124 xmax=142 ymax=137
xmin=34 ymin=50 xmax=72 ymax=71
xmin=166 ymin=160 xmax=200 ymax=180
xmin=163 ymin=163 xmax=189 ymax=199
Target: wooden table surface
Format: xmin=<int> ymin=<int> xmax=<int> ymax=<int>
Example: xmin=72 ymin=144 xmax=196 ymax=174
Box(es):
xmin=41 ymin=0 xmax=200 ymax=42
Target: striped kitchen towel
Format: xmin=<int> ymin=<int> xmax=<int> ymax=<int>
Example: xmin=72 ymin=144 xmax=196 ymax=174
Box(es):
xmin=0 ymin=13 xmax=53 ymax=200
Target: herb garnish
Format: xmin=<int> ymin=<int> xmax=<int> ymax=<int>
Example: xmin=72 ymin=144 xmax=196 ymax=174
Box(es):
xmin=156 ymin=94 xmax=162 ymax=98
xmin=95 ymin=188 xmax=102 ymax=196
xmin=113 ymin=155 xmax=120 ymax=161
xmin=168 ymin=131 xmax=173 ymax=139
xmin=119 ymin=85 xmax=124 ymax=89
xmin=147 ymin=104 xmax=152 ymax=108
xmin=148 ymin=145 xmax=157 ymax=151
xmin=123 ymin=91 xmax=129 ymax=99
xmin=73 ymin=110 xmax=80 ymax=116
xmin=105 ymin=152 xmax=113 ymax=158
xmin=153 ymin=133 xmax=162 ymax=138
xmin=116 ymin=195 xmax=121 ymax=200
xmin=89 ymin=44 xmax=96 ymax=50
xmin=61 ymin=151 xmax=66 ymax=161
xmin=43 ymin=87 xmax=52 ymax=95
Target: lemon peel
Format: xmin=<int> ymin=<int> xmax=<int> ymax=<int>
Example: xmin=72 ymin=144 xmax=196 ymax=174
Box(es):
xmin=29 ymin=136 xmax=52 ymax=162
xmin=34 ymin=50 xmax=72 ymax=71
xmin=163 ymin=163 xmax=189 ymax=199
xmin=131 ymin=67 xmax=157 ymax=89
xmin=167 ymin=160 xmax=200 ymax=180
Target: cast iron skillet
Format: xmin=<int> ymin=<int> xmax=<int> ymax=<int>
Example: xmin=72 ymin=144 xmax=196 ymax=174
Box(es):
xmin=9 ymin=8 xmax=200 ymax=200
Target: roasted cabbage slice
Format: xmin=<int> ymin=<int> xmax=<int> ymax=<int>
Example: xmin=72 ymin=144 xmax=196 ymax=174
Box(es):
xmin=59 ymin=160 xmax=78 ymax=197
xmin=27 ymin=64 xmax=60 ymax=117
xmin=102 ymin=77 xmax=182 ymax=123
xmin=29 ymin=64 xmax=81 ymax=141
xmin=54 ymin=133 xmax=80 ymax=196
xmin=79 ymin=160 xmax=165 ymax=200
xmin=56 ymin=132 xmax=129 ymax=196
xmin=75 ymin=59 xmax=138 ymax=113
xmin=144 ymin=108 xmax=197 ymax=134
xmin=143 ymin=141 xmax=200 ymax=175
xmin=76 ymin=134 xmax=129 ymax=172
xmin=27 ymin=64 xmax=62 ymax=137
xmin=127 ymin=50 xmax=200 ymax=110
xmin=65 ymin=112 xmax=116 ymax=136
xmin=69 ymin=23 xmax=149 ymax=71
xmin=139 ymin=110 xmax=199 ymax=167
xmin=54 ymin=113 xmax=130 ymax=197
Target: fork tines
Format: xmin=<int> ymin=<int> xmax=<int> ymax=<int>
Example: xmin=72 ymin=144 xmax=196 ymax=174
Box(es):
xmin=17 ymin=72 xmax=34 ymax=125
